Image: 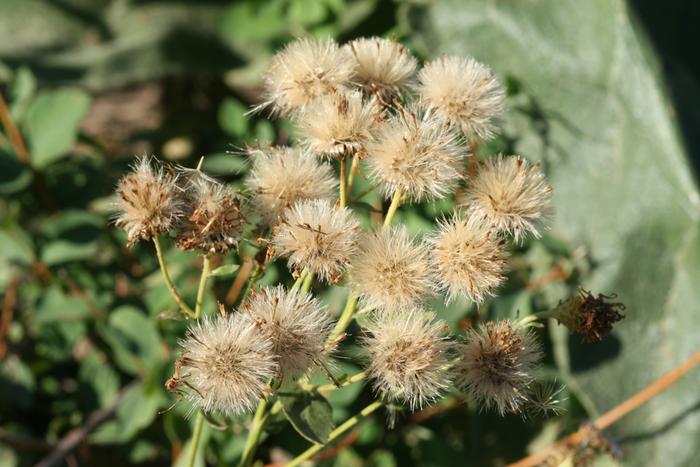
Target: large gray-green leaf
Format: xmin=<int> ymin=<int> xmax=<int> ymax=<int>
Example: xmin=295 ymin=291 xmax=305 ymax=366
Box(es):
xmin=279 ymin=390 xmax=335 ymax=444
xmin=421 ymin=0 xmax=700 ymax=465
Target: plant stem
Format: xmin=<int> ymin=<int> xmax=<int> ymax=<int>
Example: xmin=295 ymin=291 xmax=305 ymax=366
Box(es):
xmin=239 ymin=264 xmax=261 ymax=304
xmin=0 ymin=92 xmax=29 ymax=163
xmin=194 ymin=256 xmax=211 ymax=319
xmin=316 ymin=370 xmax=367 ymax=395
xmin=383 ymin=188 xmax=402 ymax=226
xmin=346 ymin=153 xmax=360 ymax=194
xmin=291 ymin=267 xmax=308 ymax=293
xmin=516 ymin=310 xmax=555 ymax=328
xmin=339 ymin=157 xmax=348 ymax=207
xmin=328 ymin=293 xmax=358 ymax=343
xmin=300 ymin=270 xmax=314 ymax=295
xmin=238 ymin=398 xmax=270 ymax=467
xmin=286 ymin=401 xmax=383 ymax=467
xmin=186 ymin=412 xmax=205 ymax=467
xmin=153 ymin=237 xmax=195 ymax=318
xmin=508 ymin=348 xmax=700 ymax=467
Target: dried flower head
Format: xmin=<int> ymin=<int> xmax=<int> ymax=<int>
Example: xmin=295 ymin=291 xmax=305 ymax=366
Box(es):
xmin=298 ymin=90 xmax=379 ymax=158
xmin=178 ymin=313 xmax=277 ymax=416
xmin=346 ymin=37 xmax=417 ymax=97
xmin=418 ymin=55 xmax=505 ymax=140
xmin=259 ymin=37 xmax=353 ymax=116
xmin=456 ymin=321 xmax=542 ymax=415
xmin=272 ymin=199 xmax=361 ymax=283
xmin=427 ymin=213 xmax=509 ymax=304
xmin=350 ymin=226 xmax=434 ymax=312
xmin=364 ymin=310 xmax=453 ymax=410
xmin=176 ymin=171 xmax=246 ymax=254
xmin=552 ymin=289 xmax=625 ymax=342
xmin=246 ymin=146 xmax=337 ymax=224
xmin=460 ymin=155 xmax=552 ymax=243
xmin=241 ymin=286 xmax=334 ymax=380
xmin=114 ymin=156 xmax=182 ymax=246
xmin=366 ymin=105 xmax=465 ymax=202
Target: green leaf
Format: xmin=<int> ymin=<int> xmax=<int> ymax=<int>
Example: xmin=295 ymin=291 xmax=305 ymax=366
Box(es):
xmin=100 ymin=306 xmax=164 ymax=376
xmin=423 ymin=0 xmax=700 ymax=464
xmin=279 ymin=390 xmax=335 ymax=444
xmin=0 ymin=151 xmax=32 ymax=195
xmin=209 ymin=263 xmax=240 ymax=278
xmin=41 ymin=240 xmax=100 ymax=266
xmin=200 ymin=153 xmax=248 ymax=175
xmin=219 ymin=98 xmax=249 ymax=137
xmin=25 ymin=88 xmax=90 ymax=169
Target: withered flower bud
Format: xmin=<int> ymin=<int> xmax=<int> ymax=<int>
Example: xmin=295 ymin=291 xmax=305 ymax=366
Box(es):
xmin=553 ymin=289 xmax=625 ymax=342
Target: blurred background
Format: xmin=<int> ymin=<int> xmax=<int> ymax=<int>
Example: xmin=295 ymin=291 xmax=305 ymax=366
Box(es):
xmin=1 ymin=0 xmax=699 ymax=466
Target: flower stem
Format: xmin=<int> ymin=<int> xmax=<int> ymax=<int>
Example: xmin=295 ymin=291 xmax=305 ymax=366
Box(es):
xmin=339 ymin=157 xmax=348 ymax=207
xmin=153 ymin=237 xmax=195 ymax=318
xmin=291 ymin=267 xmax=308 ymax=293
xmin=300 ymin=270 xmax=315 ymax=295
xmin=186 ymin=412 xmax=205 ymax=467
xmin=238 ymin=398 xmax=270 ymax=467
xmin=516 ymin=310 xmax=556 ymax=328
xmin=346 ymin=153 xmax=360 ymax=194
xmin=316 ymin=370 xmax=367 ymax=395
xmin=194 ymin=256 xmax=211 ymax=319
xmin=286 ymin=401 xmax=383 ymax=467
xmin=383 ymin=188 xmax=402 ymax=226
xmin=328 ymin=293 xmax=358 ymax=343
xmin=238 ymin=263 xmax=261 ymax=305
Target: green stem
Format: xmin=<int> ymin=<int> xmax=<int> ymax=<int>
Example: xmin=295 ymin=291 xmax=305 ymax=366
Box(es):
xmin=517 ymin=310 xmax=556 ymax=328
xmin=238 ymin=398 xmax=270 ymax=467
xmin=383 ymin=188 xmax=402 ymax=226
xmin=153 ymin=237 xmax=195 ymax=318
xmin=339 ymin=156 xmax=348 ymax=207
xmin=328 ymin=293 xmax=358 ymax=342
xmin=290 ymin=267 xmax=308 ymax=293
xmin=316 ymin=370 xmax=367 ymax=395
xmin=194 ymin=256 xmax=211 ymax=319
xmin=239 ymin=264 xmax=261 ymax=305
xmin=346 ymin=153 xmax=360 ymax=195
xmin=186 ymin=412 xmax=205 ymax=467
xmin=286 ymin=401 xmax=383 ymax=467
xmin=300 ymin=270 xmax=315 ymax=295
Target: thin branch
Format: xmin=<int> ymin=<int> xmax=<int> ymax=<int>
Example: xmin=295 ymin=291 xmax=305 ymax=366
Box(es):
xmin=0 ymin=274 xmax=19 ymax=360
xmin=0 ymin=91 xmax=29 ymax=163
xmin=225 ymin=258 xmax=254 ymax=305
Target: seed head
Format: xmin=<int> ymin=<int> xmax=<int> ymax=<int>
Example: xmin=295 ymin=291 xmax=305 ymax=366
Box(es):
xmin=456 ymin=321 xmax=542 ymax=415
xmin=350 ymin=226 xmax=434 ymax=312
xmin=552 ymin=289 xmax=625 ymax=342
xmin=179 ymin=313 xmax=277 ymax=416
xmin=460 ymin=155 xmax=552 ymax=243
xmin=176 ymin=171 xmax=245 ymax=254
xmin=427 ymin=213 xmax=509 ymax=304
xmin=246 ymin=146 xmax=337 ymax=224
xmin=241 ymin=286 xmax=335 ymax=380
xmin=364 ymin=310 xmax=453 ymax=410
xmin=272 ymin=199 xmax=361 ymax=284
xmin=346 ymin=37 xmax=417 ymax=98
xmin=418 ymin=55 xmax=505 ymax=140
xmin=114 ymin=156 xmax=183 ymax=246
xmin=365 ymin=105 xmax=465 ymax=202
xmin=259 ymin=37 xmax=353 ymax=116
xmin=298 ymin=90 xmax=380 ymax=158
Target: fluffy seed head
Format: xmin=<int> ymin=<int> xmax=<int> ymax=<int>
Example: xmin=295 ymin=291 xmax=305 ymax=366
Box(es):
xmin=460 ymin=155 xmax=552 ymax=243
xmin=241 ymin=286 xmax=335 ymax=380
xmin=418 ymin=56 xmax=505 ymax=140
xmin=176 ymin=171 xmax=245 ymax=254
xmin=346 ymin=37 xmax=417 ymax=97
xmin=259 ymin=37 xmax=354 ymax=116
xmin=114 ymin=157 xmax=183 ymax=246
xmin=272 ymin=199 xmax=361 ymax=283
xmin=553 ymin=289 xmax=625 ymax=342
xmin=298 ymin=90 xmax=380 ymax=158
xmin=427 ymin=213 xmax=509 ymax=304
xmin=246 ymin=146 xmax=337 ymax=224
xmin=350 ymin=226 xmax=434 ymax=312
xmin=364 ymin=310 xmax=453 ymax=410
xmin=178 ymin=313 xmax=277 ymax=416
xmin=366 ymin=105 xmax=465 ymax=202
xmin=456 ymin=321 xmax=542 ymax=415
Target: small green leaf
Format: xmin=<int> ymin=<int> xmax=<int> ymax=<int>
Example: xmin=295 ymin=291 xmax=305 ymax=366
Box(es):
xmin=100 ymin=306 xmax=164 ymax=375
xmin=209 ymin=263 xmax=240 ymax=278
xmin=200 ymin=153 xmax=248 ymax=175
xmin=0 ymin=151 xmax=32 ymax=194
xmin=41 ymin=240 xmax=100 ymax=266
xmin=279 ymin=390 xmax=335 ymax=444
xmin=219 ymin=98 xmax=249 ymax=137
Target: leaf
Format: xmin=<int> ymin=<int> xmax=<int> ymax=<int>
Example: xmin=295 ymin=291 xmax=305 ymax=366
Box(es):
xmin=100 ymin=306 xmax=164 ymax=376
xmin=422 ymin=0 xmax=700 ymax=464
xmin=200 ymin=153 xmax=249 ymax=176
xmin=0 ymin=151 xmax=32 ymax=195
xmin=219 ymin=98 xmax=249 ymax=137
xmin=279 ymin=390 xmax=335 ymax=444
xmin=25 ymin=88 xmax=90 ymax=168
xmin=209 ymin=263 xmax=240 ymax=278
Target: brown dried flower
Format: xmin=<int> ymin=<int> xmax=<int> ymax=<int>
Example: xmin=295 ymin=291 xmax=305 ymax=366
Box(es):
xmin=553 ymin=289 xmax=625 ymax=342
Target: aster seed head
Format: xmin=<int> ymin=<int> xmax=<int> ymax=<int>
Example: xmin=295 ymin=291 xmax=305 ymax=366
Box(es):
xmin=460 ymin=155 xmax=552 ymax=243
xmin=240 ymin=286 xmax=335 ymax=380
xmin=427 ymin=212 xmax=509 ymax=304
xmin=552 ymin=288 xmax=625 ymax=342
xmin=365 ymin=104 xmax=465 ymax=202
xmin=114 ymin=156 xmax=183 ymax=246
xmin=456 ymin=320 xmax=542 ymax=415
xmin=245 ymin=146 xmax=337 ymax=224
xmin=178 ymin=313 xmax=277 ymax=416
xmin=418 ymin=55 xmax=505 ymax=140
xmin=346 ymin=36 xmax=417 ymax=98
xmin=272 ymin=199 xmax=361 ymax=284
xmin=259 ymin=37 xmax=354 ymax=116
xmin=349 ymin=225 xmax=435 ymax=313
xmin=364 ymin=309 xmax=453 ymax=410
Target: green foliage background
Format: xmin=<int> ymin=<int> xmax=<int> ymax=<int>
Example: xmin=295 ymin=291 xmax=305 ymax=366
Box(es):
xmin=1 ymin=1 xmax=699 ymax=466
